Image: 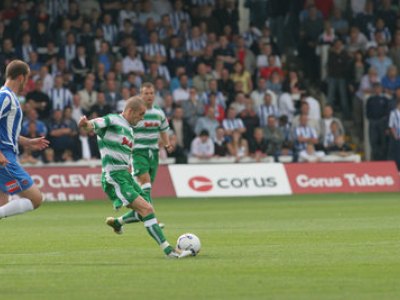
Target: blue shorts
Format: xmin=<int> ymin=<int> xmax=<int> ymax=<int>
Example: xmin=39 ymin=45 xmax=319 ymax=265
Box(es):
xmin=0 ymin=150 xmax=33 ymax=195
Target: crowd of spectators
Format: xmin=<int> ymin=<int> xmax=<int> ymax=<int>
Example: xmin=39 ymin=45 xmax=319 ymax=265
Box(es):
xmin=0 ymin=0 xmax=399 ymax=168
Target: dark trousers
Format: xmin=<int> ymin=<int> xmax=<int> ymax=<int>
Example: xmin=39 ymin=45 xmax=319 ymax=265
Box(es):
xmin=388 ymin=136 xmax=400 ymax=170
xmin=368 ymin=118 xmax=388 ymax=161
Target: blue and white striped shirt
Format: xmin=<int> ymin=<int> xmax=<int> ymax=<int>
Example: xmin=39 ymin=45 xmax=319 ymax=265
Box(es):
xmin=389 ymin=108 xmax=400 ymax=137
xmin=294 ymin=126 xmax=318 ymax=151
xmin=257 ymin=104 xmax=280 ymax=127
xmin=169 ymin=11 xmax=191 ymax=33
xmin=0 ymin=87 xmax=23 ymax=153
xmin=144 ymin=43 xmax=167 ymax=58
xmin=48 ymin=87 xmax=73 ymax=111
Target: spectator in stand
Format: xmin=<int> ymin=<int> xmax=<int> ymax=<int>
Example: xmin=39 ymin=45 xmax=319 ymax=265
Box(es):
xmin=251 ymin=77 xmax=268 ymax=108
xmin=256 ymin=42 xmax=281 ymax=69
xmin=71 ymin=44 xmax=92 ymax=88
xmin=230 ymin=91 xmax=247 ymax=115
xmin=35 ymin=65 xmax=54 ymax=94
xmin=222 ymin=106 xmax=246 ymax=138
xmin=330 ymin=7 xmax=349 ymax=38
xmin=259 ymin=55 xmax=284 ymax=81
xmin=122 ymin=45 xmax=145 ymax=76
xmin=71 ymin=93 xmax=83 ymax=124
xmin=214 ymin=35 xmax=236 ymax=70
xmin=202 ymin=79 xmax=226 ymax=108
xmin=21 ymin=108 xmax=48 ymax=138
xmin=238 ymin=96 xmax=260 ymax=142
xmin=230 ymin=62 xmax=253 ymax=95
xmin=62 ymin=32 xmax=77 ymax=69
xmin=78 ymin=77 xmax=98 ymax=114
xmin=161 ymin=94 xmax=175 ymax=120
xmin=257 ymin=93 xmax=280 ymax=127
xmin=293 ymin=113 xmax=319 ymax=153
xmin=388 ymin=98 xmax=400 ymax=169
xmin=182 ymin=88 xmax=205 ymax=129
xmin=327 ymin=135 xmax=353 ymax=156
xmin=389 ymin=31 xmax=400 ymax=71
xmin=144 ymin=31 xmax=167 ymax=65
xmin=234 ymin=36 xmax=256 ymax=75
xmin=267 ymin=71 xmax=283 ymax=96
xmin=186 ymin=26 xmax=206 ymax=63
xmin=381 ymin=65 xmax=400 ymax=97
xmin=214 ymin=126 xmax=229 ymax=157
xmin=28 ymin=52 xmax=42 ymax=78
xmin=249 ymin=127 xmax=268 ymax=162
xmin=319 ymin=104 xmax=344 ymax=141
xmin=302 ymin=93 xmax=321 ymax=121
xmin=346 ymin=26 xmax=368 ymax=55
xmin=190 ymin=129 xmax=214 ymax=159
xmin=195 ymin=107 xmax=219 ymax=140
xmin=48 ymin=74 xmax=73 ymax=111
xmin=169 ymin=106 xmax=194 ymax=152
xmin=104 ymin=79 xmax=122 ymax=111
xmin=16 ymin=33 xmax=36 ymax=64
xmin=115 ymin=88 xmax=131 ymax=113
xmin=218 ymin=68 xmax=235 ymax=105
xmin=63 ymin=106 xmax=79 ymax=159
xmin=292 ymin=101 xmax=320 ymax=135
xmin=173 ymin=74 xmax=191 ymax=103
xmin=299 ymin=4 xmax=324 ymax=81
xmin=96 ymin=41 xmax=114 ymax=74
xmin=264 ymin=115 xmax=284 ymax=157
xmin=327 ymin=39 xmax=351 ymax=119
xmin=205 ymin=92 xmax=225 ymax=124
xmin=47 ymin=109 xmax=73 ymax=162
xmin=299 ymin=142 xmax=326 ymax=162
xmin=101 ymin=13 xmax=118 ymax=45
xmin=322 ymin=120 xmax=343 ymax=149
xmin=227 ymin=129 xmax=249 ymax=162
xmin=193 ymin=63 xmax=213 ymax=94
xmin=169 ymin=0 xmax=191 ymax=34
xmin=76 ymin=127 xmax=100 ymax=161
xmin=25 ymin=79 xmax=51 ymax=120
xmin=91 ymin=92 xmax=112 ymax=117
xmin=369 ymin=45 xmax=393 ymax=80
xmin=366 ymin=82 xmax=390 ymax=161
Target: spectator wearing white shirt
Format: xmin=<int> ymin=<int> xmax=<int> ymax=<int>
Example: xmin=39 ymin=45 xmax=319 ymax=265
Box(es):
xmin=299 ymin=142 xmax=326 ymax=162
xmin=173 ymin=74 xmax=191 ymax=103
xmin=190 ymin=129 xmax=214 ymax=158
xmin=278 ymin=93 xmax=295 ymax=122
xmin=122 ymin=45 xmax=145 ymax=76
xmin=35 ymin=65 xmax=54 ymax=94
xmin=118 ymin=1 xmax=137 ymax=30
xmin=303 ymin=95 xmax=321 ymax=121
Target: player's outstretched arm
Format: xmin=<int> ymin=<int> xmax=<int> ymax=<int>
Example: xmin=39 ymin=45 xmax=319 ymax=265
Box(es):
xmin=79 ymin=116 xmax=94 ymax=132
xmin=19 ymin=136 xmax=50 ymax=151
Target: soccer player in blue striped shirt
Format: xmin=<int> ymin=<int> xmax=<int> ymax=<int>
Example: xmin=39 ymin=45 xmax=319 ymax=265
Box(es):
xmin=0 ymin=60 xmax=49 ymax=219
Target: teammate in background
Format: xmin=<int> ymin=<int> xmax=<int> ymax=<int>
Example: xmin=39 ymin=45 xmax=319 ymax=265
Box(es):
xmin=78 ymin=96 xmax=191 ymax=258
xmin=0 ymin=60 xmax=50 ymax=218
xmin=110 ymin=82 xmax=171 ymax=229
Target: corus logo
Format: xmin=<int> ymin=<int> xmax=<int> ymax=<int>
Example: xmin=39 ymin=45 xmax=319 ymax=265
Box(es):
xmin=188 ymin=176 xmax=213 ymax=192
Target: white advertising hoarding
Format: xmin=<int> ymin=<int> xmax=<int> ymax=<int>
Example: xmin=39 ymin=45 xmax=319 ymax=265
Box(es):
xmin=169 ymin=163 xmax=292 ymax=197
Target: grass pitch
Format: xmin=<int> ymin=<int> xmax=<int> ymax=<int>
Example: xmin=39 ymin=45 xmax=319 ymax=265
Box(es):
xmin=1 ymin=193 xmax=399 ymax=300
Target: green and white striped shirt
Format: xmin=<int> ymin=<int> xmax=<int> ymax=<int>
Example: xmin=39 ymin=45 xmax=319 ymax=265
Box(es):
xmin=132 ymin=105 xmax=169 ymax=150
xmin=90 ymin=114 xmax=134 ymax=172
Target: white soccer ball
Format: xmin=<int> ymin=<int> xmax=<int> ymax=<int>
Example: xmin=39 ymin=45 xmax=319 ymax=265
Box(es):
xmin=177 ymin=233 xmax=201 ymax=255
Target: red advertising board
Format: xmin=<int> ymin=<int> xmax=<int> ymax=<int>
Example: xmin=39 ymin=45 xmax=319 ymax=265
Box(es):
xmin=26 ymin=165 xmax=176 ymax=201
xmin=26 ymin=166 xmax=105 ymax=201
xmin=285 ymin=162 xmax=400 ymax=194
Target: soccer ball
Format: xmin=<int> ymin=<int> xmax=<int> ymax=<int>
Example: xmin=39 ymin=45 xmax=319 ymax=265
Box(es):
xmin=177 ymin=233 xmax=201 ymax=255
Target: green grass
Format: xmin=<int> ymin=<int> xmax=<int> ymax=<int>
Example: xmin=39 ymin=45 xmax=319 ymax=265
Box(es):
xmin=1 ymin=193 xmax=400 ymax=300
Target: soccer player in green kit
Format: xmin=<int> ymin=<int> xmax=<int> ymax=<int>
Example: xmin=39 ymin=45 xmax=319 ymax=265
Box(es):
xmin=107 ymin=82 xmax=172 ymax=231
xmin=79 ymin=96 xmax=191 ymax=258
